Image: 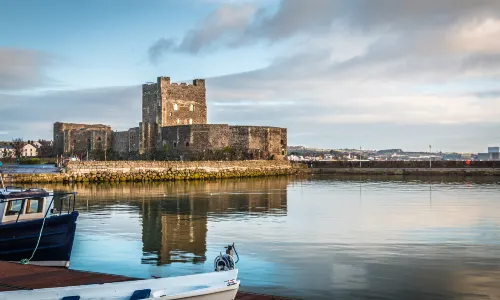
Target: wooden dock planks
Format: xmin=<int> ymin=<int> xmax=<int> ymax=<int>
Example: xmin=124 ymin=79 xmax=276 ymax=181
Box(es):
xmin=0 ymin=262 xmax=292 ymax=299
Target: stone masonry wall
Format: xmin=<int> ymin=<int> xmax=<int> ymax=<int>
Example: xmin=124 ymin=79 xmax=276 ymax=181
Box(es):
xmin=128 ymin=127 xmax=140 ymax=153
xmin=53 ymin=122 xmax=112 ymax=156
xmin=160 ymin=124 xmax=230 ymax=153
xmin=56 ymin=160 xmax=295 ymax=183
xmin=159 ymin=77 xmax=207 ymax=127
xmin=112 ymin=127 xmax=140 ymax=156
xmin=111 ymin=131 xmax=129 ymax=155
xmin=159 ymin=124 xmax=287 ymax=159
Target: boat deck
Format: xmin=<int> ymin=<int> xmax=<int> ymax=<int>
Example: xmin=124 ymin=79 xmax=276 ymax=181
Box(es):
xmin=0 ymin=262 xmax=292 ymax=299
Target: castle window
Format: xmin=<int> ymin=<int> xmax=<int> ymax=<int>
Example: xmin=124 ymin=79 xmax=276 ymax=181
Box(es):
xmin=177 ymin=118 xmax=180 ymax=124
xmin=173 ymin=103 xmax=178 ymax=111
xmin=189 ymin=118 xmax=193 ymax=124
xmin=97 ymin=137 xmax=102 ymax=142
xmin=173 ymin=142 xmax=177 ymax=148
xmin=73 ymin=139 xmax=77 ymax=144
xmin=185 ymin=142 xmax=190 ymax=147
xmin=189 ymin=104 xmax=194 ymax=111
xmin=169 ymin=112 xmax=172 ymax=117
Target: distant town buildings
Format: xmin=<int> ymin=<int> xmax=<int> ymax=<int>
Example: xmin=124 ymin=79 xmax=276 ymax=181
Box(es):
xmin=478 ymin=147 xmax=500 ymax=161
xmin=0 ymin=140 xmax=52 ymax=159
xmin=287 ymin=146 xmax=484 ymax=162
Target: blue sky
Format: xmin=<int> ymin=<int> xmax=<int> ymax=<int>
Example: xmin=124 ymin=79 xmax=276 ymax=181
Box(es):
xmin=1 ymin=0 xmax=500 ymax=152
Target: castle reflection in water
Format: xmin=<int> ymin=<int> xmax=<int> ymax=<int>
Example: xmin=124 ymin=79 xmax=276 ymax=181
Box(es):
xmin=49 ymin=177 xmax=290 ymax=266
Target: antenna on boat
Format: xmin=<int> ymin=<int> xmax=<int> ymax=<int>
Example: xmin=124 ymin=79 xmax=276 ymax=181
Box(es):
xmin=0 ymin=162 xmax=5 ymax=192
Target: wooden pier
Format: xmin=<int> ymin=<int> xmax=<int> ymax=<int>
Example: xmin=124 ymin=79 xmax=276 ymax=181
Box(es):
xmin=0 ymin=262 xmax=291 ymax=299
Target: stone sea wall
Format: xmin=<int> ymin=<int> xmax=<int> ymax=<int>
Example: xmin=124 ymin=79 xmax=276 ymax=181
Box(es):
xmin=310 ymin=167 xmax=500 ymax=176
xmin=4 ymin=160 xmax=297 ymax=184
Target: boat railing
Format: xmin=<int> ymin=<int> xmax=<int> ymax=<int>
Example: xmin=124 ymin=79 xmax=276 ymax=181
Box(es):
xmin=0 ymin=192 xmax=78 ymax=224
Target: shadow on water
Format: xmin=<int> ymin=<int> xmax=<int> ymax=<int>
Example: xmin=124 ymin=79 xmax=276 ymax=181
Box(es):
xmin=26 ymin=175 xmax=500 ymax=300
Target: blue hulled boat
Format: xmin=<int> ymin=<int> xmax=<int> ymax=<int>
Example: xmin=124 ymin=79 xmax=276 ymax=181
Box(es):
xmin=0 ymin=171 xmax=78 ymax=267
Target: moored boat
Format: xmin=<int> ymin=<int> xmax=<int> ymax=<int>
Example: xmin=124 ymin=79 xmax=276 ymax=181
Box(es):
xmin=0 ymin=167 xmax=79 ymax=268
xmin=0 ymin=244 xmax=241 ymax=300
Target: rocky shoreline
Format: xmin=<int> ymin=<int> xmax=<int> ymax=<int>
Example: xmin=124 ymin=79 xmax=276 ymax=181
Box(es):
xmin=3 ymin=160 xmax=301 ymax=184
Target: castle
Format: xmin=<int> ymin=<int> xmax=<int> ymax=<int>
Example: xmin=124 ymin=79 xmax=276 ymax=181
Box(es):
xmin=54 ymin=76 xmax=287 ymax=160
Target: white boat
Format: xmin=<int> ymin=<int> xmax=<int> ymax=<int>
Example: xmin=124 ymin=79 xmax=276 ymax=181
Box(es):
xmin=0 ymin=244 xmax=241 ymax=300
xmin=0 ymin=269 xmax=239 ymax=300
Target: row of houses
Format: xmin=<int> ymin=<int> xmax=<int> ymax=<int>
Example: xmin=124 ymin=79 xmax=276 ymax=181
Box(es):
xmin=0 ymin=141 xmax=53 ymax=159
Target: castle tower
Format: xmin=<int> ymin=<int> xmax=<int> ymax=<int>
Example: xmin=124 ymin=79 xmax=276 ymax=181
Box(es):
xmin=157 ymin=76 xmax=207 ymax=127
xmin=140 ymin=76 xmax=207 ymax=155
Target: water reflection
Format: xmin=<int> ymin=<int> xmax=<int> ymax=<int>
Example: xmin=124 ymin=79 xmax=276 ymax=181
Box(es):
xmin=44 ymin=178 xmax=289 ymax=267
xmin=28 ymin=176 xmax=500 ymax=299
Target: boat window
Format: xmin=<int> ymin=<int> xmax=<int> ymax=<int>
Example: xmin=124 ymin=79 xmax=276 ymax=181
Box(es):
xmin=6 ymin=200 xmax=23 ymax=216
xmin=26 ymin=198 xmax=43 ymax=214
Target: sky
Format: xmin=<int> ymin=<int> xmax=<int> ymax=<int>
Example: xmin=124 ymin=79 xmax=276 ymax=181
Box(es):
xmin=1 ymin=0 xmax=500 ymax=152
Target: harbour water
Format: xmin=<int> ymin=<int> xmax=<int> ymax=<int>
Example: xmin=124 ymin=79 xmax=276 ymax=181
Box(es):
xmin=38 ymin=175 xmax=500 ymax=299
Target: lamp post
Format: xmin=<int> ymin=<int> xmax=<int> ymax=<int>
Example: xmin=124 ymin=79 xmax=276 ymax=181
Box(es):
xmin=429 ymin=145 xmax=432 ymax=168
xmin=359 ymin=146 xmax=362 ymax=168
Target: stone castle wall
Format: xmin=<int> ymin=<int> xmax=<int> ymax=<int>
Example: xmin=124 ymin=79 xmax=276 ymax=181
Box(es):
xmin=159 ymin=124 xmax=287 ymax=159
xmin=112 ymin=127 xmax=140 ymax=157
xmin=54 ymin=122 xmax=112 ymax=156
xmin=158 ymin=77 xmax=207 ymax=127
xmin=111 ymin=131 xmax=129 ymax=155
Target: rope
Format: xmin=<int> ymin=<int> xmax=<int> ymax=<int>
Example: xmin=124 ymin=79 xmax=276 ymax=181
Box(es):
xmin=20 ymin=194 xmax=59 ymax=265
xmin=214 ymin=243 xmax=239 ymax=272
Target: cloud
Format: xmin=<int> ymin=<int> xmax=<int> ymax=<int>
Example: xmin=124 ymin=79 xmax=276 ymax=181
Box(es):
xmin=0 ymin=48 xmax=56 ymax=90
xmin=148 ymin=38 xmax=176 ymax=64
xmin=0 ymin=86 xmax=141 ymax=140
xmin=150 ymin=0 xmax=500 ymax=58
xmin=148 ymin=4 xmax=257 ymax=63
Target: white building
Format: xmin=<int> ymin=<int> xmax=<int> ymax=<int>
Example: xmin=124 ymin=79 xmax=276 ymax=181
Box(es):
xmin=21 ymin=144 xmax=38 ymax=157
xmin=0 ymin=145 xmax=14 ymax=158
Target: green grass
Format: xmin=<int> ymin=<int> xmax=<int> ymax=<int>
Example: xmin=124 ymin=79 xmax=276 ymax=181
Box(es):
xmin=19 ymin=158 xmax=42 ymax=165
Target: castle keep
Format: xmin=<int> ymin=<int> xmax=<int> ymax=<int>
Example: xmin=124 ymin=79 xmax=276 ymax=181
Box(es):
xmin=54 ymin=76 xmax=287 ymax=160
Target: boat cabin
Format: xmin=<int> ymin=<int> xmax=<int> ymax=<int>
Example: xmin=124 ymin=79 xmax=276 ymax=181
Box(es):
xmin=0 ymin=187 xmax=55 ymax=224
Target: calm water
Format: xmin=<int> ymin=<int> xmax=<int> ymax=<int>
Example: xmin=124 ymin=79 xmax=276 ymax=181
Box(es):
xmin=37 ymin=176 xmax=500 ymax=299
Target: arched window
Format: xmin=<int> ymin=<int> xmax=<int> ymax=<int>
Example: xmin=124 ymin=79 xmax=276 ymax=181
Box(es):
xmin=173 ymin=103 xmax=178 ymax=111
xmin=173 ymin=142 xmax=177 ymax=148
xmin=189 ymin=118 xmax=193 ymax=124
xmin=73 ymin=139 xmax=77 ymax=144
xmin=97 ymin=137 xmax=102 ymax=142
xmin=189 ymin=104 xmax=194 ymax=111
xmin=185 ymin=142 xmax=190 ymax=147
xmin=177 ymin=118 xmax=180 ymax=124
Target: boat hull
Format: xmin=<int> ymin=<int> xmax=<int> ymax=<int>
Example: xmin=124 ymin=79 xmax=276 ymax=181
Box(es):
xmin=0 ymin=269 xmax=239 ymax=300
xmin=0 ymin=212 xmax=78 ymax=267
xmin=153 ymin=282 xmax=239 ymax=300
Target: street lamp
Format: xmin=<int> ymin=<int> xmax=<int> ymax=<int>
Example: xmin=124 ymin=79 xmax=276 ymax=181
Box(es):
xmin=429 ymin=145 xmax=432 ymax=168
xmin=359 ymin=146 xmax=362 ymax=168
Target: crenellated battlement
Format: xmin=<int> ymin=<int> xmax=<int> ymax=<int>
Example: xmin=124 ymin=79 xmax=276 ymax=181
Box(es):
xmin=155 ymin=76 xmax=205 ymax=87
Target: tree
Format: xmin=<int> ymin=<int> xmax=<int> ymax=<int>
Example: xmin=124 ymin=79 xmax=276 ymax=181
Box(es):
xmin=11 ymin=138 xmax=25 ymax=159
